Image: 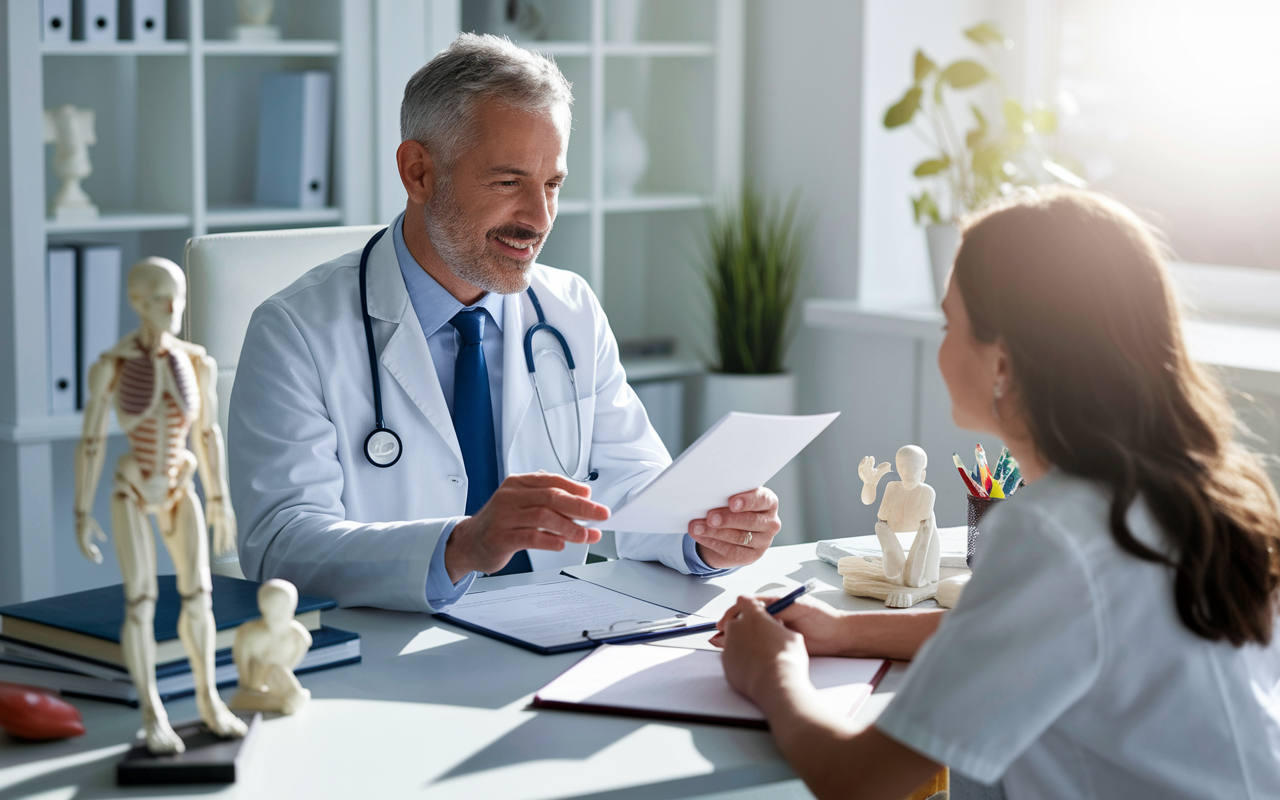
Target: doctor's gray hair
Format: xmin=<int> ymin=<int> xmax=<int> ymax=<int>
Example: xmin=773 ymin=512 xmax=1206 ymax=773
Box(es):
xmin=400 ymin=33 xmax=573 ymax=172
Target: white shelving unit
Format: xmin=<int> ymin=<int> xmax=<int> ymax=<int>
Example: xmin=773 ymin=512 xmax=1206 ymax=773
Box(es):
xmin=460 ymin=0 xmax=743 ymax=359
xmin=0 ymin=0 xmax=738 ymax=603
xmin=0 ymin=0 xmax=374 ymax=603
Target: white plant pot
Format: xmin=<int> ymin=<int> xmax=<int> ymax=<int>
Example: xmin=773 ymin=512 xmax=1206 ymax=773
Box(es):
xmin=925 ymin=223 xmax=961 ymax=305
xmin=700 ymin=372 xmax=804 ymax=544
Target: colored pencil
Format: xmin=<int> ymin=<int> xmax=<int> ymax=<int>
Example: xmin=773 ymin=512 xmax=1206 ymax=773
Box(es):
xmin=953 ymin=454 xmax=987 ymax=497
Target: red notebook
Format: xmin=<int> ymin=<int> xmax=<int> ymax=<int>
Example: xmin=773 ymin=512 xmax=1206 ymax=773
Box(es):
xmin=533 ymin=643 xmax=890 ymax=729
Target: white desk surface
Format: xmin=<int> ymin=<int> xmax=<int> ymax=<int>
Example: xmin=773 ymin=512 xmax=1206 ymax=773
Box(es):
xmin=0 ymin=544 xmax=927 ymax=800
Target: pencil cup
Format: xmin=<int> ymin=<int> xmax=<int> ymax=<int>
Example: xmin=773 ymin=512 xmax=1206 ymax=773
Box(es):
xmin=966 ymin=495 xmax=1003 ymax=568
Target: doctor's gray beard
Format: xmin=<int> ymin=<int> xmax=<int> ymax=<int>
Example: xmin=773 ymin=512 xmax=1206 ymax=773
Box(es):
xmin=421 ymin=180 xmax=548 ymax=295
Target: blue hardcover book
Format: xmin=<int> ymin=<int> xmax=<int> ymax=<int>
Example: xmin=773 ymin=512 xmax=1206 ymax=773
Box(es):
xmin=0 ymin=626 xmax=361 ymax=706
xmin=0 ymin=575 xmax=337 ymax=667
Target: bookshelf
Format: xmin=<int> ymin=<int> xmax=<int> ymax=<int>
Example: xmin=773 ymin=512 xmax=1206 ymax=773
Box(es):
xmin=0 ymin=0 xmax=742 ymax=603
xmin=459 ymin=0 xmax=743 ymax=363
xmin=0 ymin=0 xmax=374 ymax=603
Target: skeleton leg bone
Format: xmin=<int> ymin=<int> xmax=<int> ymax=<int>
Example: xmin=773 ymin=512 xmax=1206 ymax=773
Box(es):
xmin=162 ymin=485 xmax=247 ymax=740
xmin=112 ymin=484 xmax=184 ymax=754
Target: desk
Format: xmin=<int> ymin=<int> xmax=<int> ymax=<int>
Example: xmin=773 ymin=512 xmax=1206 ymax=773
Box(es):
xmin=0 ymin=544 xmax=928 ymax=799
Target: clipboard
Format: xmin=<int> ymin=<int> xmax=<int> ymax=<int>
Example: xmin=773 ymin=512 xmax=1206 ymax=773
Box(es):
xmin=436 ymin=573 xmax=717 ymax=655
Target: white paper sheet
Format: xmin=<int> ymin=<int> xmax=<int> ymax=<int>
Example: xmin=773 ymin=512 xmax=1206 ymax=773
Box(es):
xmin=444 ymin=580 xmax=708 ymax=650
xmin=535 ymin=644 xmax=885 ymax=724
xmin=604 ymin=411 xmax=840 ymax=532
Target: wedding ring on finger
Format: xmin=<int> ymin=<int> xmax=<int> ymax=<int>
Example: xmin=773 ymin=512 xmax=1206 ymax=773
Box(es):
xmin=742 ymin=531 xmax=753 ymax=546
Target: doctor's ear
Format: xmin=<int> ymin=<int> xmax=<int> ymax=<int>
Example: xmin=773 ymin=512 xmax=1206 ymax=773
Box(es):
xmin=396 ymin=140 xmax=437 ymax=205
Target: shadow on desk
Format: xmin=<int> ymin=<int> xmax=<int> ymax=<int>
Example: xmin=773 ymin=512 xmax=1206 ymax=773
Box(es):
xmin=312 ymin=608 xmax=578 ymax=710
xmin=429 ymin=709 xmax=791 ymax=797
xmin=0 ymin=742 xmax=154 ymax=800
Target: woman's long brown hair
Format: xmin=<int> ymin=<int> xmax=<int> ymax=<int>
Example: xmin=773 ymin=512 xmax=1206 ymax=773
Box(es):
xmin=955 ymin=187 xmax=1280 ymax=646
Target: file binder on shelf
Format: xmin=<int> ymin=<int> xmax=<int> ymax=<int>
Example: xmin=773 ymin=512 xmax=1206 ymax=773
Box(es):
xmin=42 ymin=0 xmax=72 ymax=43
xmin=254 ymin=71 xmax=333 ymax=210
xmin=72 ymin=0 xmax=116 ymax=42
xmin=47 ymin=246 xmax=77 ymax=414
xmin=74 ymin=243 xmax=122 ymax=410
xmin=120 ymin=0 xmax=165 ymax=43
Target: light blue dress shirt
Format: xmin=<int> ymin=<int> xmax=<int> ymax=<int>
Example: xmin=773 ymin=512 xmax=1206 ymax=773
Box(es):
xmin=391 ymin=213 xmax=721 ymax=606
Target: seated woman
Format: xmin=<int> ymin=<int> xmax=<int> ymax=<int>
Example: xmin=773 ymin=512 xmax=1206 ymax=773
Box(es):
xmin=713 ymin=188 xmax=1280 ymax=800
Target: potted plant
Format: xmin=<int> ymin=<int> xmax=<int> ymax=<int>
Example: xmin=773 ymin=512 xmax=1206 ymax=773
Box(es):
xmin=698 ymin=185 xmax=810 ymax=428
xmin=883 ymin=21 xmax=1083 ymax=302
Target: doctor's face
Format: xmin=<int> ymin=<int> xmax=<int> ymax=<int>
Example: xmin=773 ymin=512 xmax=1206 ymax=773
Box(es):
xmin=423 ymin=98 xmax=570 ymax=295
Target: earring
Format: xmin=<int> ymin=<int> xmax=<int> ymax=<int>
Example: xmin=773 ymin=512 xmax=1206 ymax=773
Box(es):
xmin=991 ymin=382 xmax=1004 ymax=422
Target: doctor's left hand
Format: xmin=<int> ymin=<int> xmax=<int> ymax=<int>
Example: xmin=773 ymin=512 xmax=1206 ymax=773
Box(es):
xmin=445 ymin=472 xmax=610 ymax=581
xmin=689 ymin=486 xmax=781 ymax=569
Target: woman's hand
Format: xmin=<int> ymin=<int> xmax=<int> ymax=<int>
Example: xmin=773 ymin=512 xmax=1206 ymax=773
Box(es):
xmin=716 ymin=596 xmax=810 ymax=708
xmin=711 ymin=594 xmax=850 ymax=657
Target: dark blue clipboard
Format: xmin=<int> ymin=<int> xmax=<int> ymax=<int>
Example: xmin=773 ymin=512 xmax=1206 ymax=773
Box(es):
xmin=435 ymin=571 xmax=717 ymax=655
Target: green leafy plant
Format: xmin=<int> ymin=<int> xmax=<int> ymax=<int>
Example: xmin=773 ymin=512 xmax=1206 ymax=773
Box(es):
xmin=701 ymin=186 xmax=810 ymax=375
xmin=884 ymin=21 xmax=1083 ymax=225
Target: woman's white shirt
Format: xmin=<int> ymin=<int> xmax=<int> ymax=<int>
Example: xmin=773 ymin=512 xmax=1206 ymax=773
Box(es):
xmin=875 ymin=470 xmax=1280 ymax=799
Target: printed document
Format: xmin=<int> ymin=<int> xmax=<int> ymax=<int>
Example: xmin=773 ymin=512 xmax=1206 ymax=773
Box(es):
xmin=604 ymin=412 xmax=840 ymax=532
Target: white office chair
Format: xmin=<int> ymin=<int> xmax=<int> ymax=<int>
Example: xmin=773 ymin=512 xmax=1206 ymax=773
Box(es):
xmin=183 ymin=224 xmax=383 ymax=434
xmin=184 ymin=224 xmax=383 ymax=577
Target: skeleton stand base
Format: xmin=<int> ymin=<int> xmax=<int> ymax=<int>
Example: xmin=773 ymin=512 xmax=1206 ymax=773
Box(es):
xmin=838 ymin=556 xmax=938 ymax=608
xmin=117 ymin=712 xmax=260 ymax=786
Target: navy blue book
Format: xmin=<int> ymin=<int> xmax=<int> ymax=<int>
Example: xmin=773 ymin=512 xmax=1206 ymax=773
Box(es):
xmin=0 ymin=626 xmax=361 ymax=706
xmin=0 ymin=575 xmax=337 ymax=667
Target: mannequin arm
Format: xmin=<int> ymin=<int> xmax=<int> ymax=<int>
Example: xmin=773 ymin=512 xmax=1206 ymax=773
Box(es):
xmin=192 ymin=352 xmax=236 ymax=556
xmin=857 ymin=456 xmax=892 ymax=506
xmin=73 ymin=357 xmax=116 ymax=563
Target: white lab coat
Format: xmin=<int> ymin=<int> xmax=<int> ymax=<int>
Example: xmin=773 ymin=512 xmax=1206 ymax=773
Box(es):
xmin=229 ymin=230 xmax=693 ymax=612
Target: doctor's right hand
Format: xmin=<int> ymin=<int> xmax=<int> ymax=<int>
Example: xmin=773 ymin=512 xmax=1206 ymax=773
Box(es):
xmin=444 ymin=472 xmax=609 ymax=581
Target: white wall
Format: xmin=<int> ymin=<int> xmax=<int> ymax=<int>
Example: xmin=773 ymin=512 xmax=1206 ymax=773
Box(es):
xmin=746 ymin=0 xmax=1017 ymax=538
xmin=373 ymin=0 xmax=461 ymax=222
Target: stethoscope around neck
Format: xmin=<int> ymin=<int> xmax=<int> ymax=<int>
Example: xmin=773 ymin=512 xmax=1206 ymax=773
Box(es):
xmin=358 ymin=227 xmax=594 ymax=481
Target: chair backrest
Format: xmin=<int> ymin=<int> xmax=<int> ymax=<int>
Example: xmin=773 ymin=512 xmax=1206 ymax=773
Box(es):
xmin=184 ymin=224 xmax=384 ymax=432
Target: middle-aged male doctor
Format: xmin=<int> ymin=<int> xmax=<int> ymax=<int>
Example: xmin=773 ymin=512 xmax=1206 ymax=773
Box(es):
xmin=228 ymin=34 xmax=782 ymax=613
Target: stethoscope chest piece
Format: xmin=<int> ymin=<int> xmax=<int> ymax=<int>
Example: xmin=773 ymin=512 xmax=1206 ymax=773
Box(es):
xmin=364 ymin=427 xmax=402 ymax=468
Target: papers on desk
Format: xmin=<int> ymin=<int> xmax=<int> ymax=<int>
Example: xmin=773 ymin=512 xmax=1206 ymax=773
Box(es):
xmin=534 ymin=644 xmax=889 ymax=728
xmin=605 ymin=411 xmax=840 ymax=533
xmin=816 ymin=527 xmax=971 ymax=571
xmin=437 ymin=577 xmax=714 ymax=655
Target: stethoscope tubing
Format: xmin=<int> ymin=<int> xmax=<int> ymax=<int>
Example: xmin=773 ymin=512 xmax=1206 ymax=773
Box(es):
xmin=358 ymin=228 xmax=592 ymax=479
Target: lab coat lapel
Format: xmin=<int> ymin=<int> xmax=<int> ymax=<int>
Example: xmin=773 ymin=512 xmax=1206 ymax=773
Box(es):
xmin=501 ymin=281 xmax=534 ymax=466
xmin=363 ymin=231 xmax=463 ymax=464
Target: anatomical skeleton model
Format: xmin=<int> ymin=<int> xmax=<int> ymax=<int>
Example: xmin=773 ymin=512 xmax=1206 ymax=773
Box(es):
xmin=75 ymin=257 xmax=247 ymax=754
xmin=231 ymin=579 xmax=313 ymax=715
xmin=839 ymin=445 xmax=942 ymax=608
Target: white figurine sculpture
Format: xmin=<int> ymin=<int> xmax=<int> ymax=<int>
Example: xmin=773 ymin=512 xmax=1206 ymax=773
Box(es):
xmin=838 ymin=445 xmax=942 ymax=608
xmin=74 ymin=257 xmax=247 ymax=754
xmin=230 ymin=579 xmax=313 ymax=715
xmin=233 ymin=0 xmax=279 ymax=41
xmin=42 ymin=104 xmax=98 ymax=223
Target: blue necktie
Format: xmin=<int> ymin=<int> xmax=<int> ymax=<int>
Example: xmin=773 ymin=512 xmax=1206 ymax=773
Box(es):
xmin=449 ymin=309 xmax=530 ymax=575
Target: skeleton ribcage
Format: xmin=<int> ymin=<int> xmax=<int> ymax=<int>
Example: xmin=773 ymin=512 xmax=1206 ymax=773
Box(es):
xmin=117 ymin=349 xmax=198 ymax=480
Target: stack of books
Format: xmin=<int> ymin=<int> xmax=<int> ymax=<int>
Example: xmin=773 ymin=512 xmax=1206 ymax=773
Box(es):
xmin=0 ymin=576 xmax=360 ymax=706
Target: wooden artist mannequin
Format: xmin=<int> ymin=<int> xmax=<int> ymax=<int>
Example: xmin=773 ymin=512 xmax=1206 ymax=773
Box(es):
xmin=231 ymin=579 xmax=312 ymax=715
xmin=74 ymin=257 xmax=247 ymax=754
xmin=840 ymin=445 xmax=942 ymax=607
